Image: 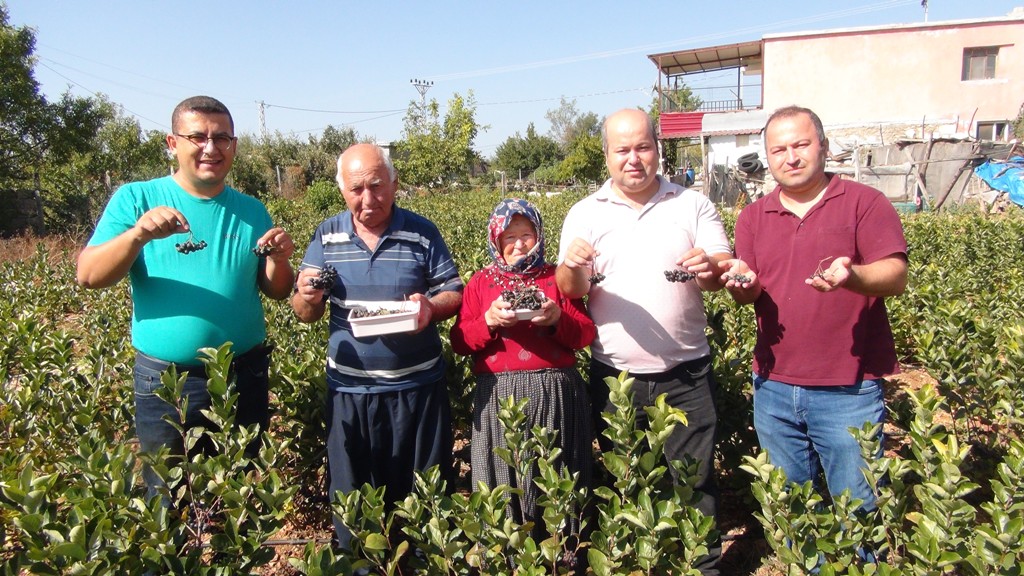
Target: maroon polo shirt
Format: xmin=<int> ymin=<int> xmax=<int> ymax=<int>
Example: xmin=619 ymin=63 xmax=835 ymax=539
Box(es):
xmin=734 ymin=175 xmax=907 ymax=386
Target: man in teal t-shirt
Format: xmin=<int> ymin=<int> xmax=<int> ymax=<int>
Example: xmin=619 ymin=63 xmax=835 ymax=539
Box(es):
xmin=77 ymin=96 xmax=295 ymax=499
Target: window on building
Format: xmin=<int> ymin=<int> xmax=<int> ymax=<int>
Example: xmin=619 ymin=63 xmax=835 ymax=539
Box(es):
xmin=962 ymin=47 xmax=998 ymax=81
xmin=976 ymin=121 xmax=1009 ymax=141
xmin=736 ymin=134 xmax=750 ymax=147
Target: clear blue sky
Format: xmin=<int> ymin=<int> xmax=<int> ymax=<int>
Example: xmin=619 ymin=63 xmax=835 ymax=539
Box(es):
xmin=8 ymin=0 xmax=1021 ymax=157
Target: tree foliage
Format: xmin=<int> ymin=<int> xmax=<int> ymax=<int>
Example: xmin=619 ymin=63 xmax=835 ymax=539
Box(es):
xmin=545 ymin=97 xmax=600 ymax=155
xmin=497 ymin=98 xmax=606 ymax=186
xmin=393 ymin=91 xmax=482 ymax=189
xmin=492 ymin=123 xmax=561 ymax=179
xmin=557 ymin=132 xmax=606 ymax=184
xmin=229 ymin=125 xmax=361 ymax=201
xmin=0 ymin=5 xmax=105 ymax=188
xmin=37 ymin=97 xmax=169 ymax=230
xmin=649 ymin=82 xmax=703 ymax=174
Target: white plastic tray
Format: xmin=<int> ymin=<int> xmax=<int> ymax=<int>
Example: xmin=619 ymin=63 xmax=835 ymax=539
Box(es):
xmin=348 ymin=301 xmax=420 ymax=337
xmin=513 ymin=308 xmax=543 ymax=321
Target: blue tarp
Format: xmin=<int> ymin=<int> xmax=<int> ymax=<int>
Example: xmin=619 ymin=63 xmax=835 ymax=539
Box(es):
xmin=974 ymin=156 xmax=1024 ymax=207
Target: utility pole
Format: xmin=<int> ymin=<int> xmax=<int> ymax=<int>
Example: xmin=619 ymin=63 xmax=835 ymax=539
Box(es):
xmin=257 ymin=100 xmax=268 ymax=142
xmin=410 ymin=79 xmax=433 ymax=109
xmin=921 ymin=0 xmax=929 ymax=22
xmin=409 ymin=79 xmax=433 ymax=123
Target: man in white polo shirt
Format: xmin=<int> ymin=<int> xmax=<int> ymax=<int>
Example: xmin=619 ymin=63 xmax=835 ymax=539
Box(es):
xmin=556 ymin=108 xmax=730 ymax=576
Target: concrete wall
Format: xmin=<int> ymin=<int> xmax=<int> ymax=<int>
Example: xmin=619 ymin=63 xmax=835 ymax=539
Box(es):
xmin=707 ymin=134 xmax=764 ymax=168
xmin=762 ymin=17 xmax=1024 ymax=137
xmin=0 ymin=190 xmax=46 ymax=237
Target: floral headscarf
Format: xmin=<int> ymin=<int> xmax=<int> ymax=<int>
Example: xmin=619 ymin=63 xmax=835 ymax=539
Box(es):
xmin=487 ymin=198 xmax=545 ymax=274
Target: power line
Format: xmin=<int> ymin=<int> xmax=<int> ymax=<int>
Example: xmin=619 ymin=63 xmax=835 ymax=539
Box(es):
xmin=477 ymin=87 xmax=649 ymax=107
xmin=35 ymin=44 xmax=250 ymax=102
xmin=425 ymin=0 xmax=917 ymax=82
xmin=36 ymin=61 xmax=168 ymax=129
xmin=262 ymin=103 xmax=407 ymax=114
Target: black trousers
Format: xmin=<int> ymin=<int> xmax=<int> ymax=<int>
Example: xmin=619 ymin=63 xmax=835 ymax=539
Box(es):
xmin=324 ymin=379 xmax=453 ymax=550
xmin=589 ymin=357 xmax=721 ymax=575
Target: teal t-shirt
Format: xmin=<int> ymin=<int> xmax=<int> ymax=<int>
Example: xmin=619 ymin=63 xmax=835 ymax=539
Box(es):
xmin=88 ymin=176 xmax=273 ymax=363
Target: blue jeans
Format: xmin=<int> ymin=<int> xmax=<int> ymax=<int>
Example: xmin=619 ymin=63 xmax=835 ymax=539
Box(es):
xmin=133 ymin=347 xmax=271 ymax=501
xmin=752 ymin=376 xmax=885 ymax=511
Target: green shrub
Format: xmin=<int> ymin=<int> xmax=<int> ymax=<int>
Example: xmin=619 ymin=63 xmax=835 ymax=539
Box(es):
xmin=2 ymin=198 xmax=1024 ymax=573
xmin=304 ymin=180 xmax=343 ymax=214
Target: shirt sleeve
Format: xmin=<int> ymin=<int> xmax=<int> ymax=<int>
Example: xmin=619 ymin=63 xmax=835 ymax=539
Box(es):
xmin=856 ymin=191 xmax=908 ymax=264
xmin=557 ymin=203 xmax=586 ymax=265
xmin=449 ymin=273 xmax=494 ymax=355
xmin=87 ymin=184 xmax=143 ymax=246
xmin=692 ymin=193 xmax=732 ymax=256
xmin=551 ymin=294 xmax=596 ymax=350
xmin=734 ymin=205 xmax=756 ymax=271
xmin=298 ymin=226 xmax=326 ymax=272
xmin=424 ymin=223 xmax=464 ymax=295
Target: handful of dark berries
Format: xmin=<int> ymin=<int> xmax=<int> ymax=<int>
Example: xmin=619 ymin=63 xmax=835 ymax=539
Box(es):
xmin=252 ymin=244 xmax=274 ymax=257
xmin=309 ymin=265 xmax=338 ymax=290
xmin=500 ymin=287 xmax=547 ymax=311
xmin=809 ymin=256 xmax=834 ymax=281
xmin=664 ymin=268 xmax=697 ymax=283
xmin=351 ymin=306 xmax=407 ymax=319
xmin=728 ymin=273 xmax=751 ymax=284
xmin=589 ymin=272 xmax=606 ymax=284
xmin=175 ymin=232 xmax=207 ymax=255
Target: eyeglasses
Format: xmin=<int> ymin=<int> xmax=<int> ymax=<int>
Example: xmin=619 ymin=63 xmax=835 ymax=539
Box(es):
xmin=174 ymin=133 xmax=237 ymax=151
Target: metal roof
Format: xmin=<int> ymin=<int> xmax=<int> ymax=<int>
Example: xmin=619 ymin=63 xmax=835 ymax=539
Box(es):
xmin=648 ymin=40 xmax=763 ymax=76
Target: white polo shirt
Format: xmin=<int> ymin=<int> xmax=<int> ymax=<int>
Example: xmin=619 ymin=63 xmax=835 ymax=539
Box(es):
xmin=558 ymin=176 xmax=731 ymax=373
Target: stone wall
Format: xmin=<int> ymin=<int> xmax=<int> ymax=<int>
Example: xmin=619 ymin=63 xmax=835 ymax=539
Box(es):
xmin=0 ymin=190 xmax=46 ymax=237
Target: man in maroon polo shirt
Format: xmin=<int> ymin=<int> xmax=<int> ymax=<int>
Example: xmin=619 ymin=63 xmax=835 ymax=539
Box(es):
xmin=720 ymin=105 xmax=907 ymax=515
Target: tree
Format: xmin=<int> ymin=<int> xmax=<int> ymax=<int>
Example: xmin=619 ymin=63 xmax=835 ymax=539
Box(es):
xmin=492 ymin=123 xmax=561 ymax=179
xmin=0 ymin=4 xmax=104 ymax=188
xmin=88 ymin=98 xmax=169 ymax=190
xmin=37 ymin=97 xmax=169 ymax=230
xmin=393 ymin=91 xmax=482 ymax=188
xmin=649 ymin=82 xmax=703 ymax=174
xmin=539 ymin=98 xmax=605 ymax=185
xmin=298 ymin=124 xmax=358 ymax=186
xmin=556 ymin=132 xmax=605 ymax=184
xmin=545 ymin=97 xmax=600 ymax=154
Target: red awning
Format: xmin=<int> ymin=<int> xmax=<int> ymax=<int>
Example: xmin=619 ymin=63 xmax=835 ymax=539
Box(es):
xmin=659 ymin=111 xmax=705 ymax=139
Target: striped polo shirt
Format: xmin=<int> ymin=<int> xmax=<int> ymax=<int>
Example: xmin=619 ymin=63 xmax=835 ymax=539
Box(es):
xmin=299 ymin=207 xmax=463 ymax=392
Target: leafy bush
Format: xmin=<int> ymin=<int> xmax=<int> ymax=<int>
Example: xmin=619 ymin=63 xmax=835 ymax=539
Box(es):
xmin=1 ymin=195 xmax=1023 ymax=574
xmin=304 ymin=179 xmax=343 ymax=215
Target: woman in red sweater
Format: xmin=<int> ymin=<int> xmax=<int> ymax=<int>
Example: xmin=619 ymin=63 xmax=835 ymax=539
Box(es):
xmin=450 ymin=198 xmax=595 ymax=541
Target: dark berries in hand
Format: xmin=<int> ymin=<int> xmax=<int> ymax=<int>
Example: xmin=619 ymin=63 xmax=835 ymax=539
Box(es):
xmin=589 ymin=272 xmax=606 ymax=284
xmin=728 ymin=273 xmax=751 ymax=284
xmin=664 ymin=269 xmax=697 ymax=283
xmin=253 ymin=244 xmax=274 ymax=257
xmin=809 ymin=256 xmax=834 ymax=281
xmin=309 ymin=265 xmax=338 ymax=290
xmin=500 ymin=287 xmax=547 ymax=310
xmin=175 ymin=232 xmax=207 ymax=254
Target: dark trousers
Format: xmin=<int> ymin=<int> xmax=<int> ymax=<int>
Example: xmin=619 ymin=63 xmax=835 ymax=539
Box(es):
xmin=589 ymin=357 xmax=721 ymax=575
xmin=133 ymin=344 xmax=272 ymax=503
xmin=325 ymin=379 xmax=453 ymax=550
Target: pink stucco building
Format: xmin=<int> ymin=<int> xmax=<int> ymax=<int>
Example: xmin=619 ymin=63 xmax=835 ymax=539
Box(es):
xmin=652 ymin=7 xmax=1024 ymax=142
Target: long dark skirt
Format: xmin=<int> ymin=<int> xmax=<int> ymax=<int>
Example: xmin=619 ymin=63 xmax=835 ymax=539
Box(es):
xmin=472 ymin=368 xmax=593 ymax=538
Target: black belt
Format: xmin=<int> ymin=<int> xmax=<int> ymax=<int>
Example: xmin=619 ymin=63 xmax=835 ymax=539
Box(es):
xmin=594 ymin=355 xmax=711 ymax=383
xmin=135 ymin=343 xmax=274 ymax=378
